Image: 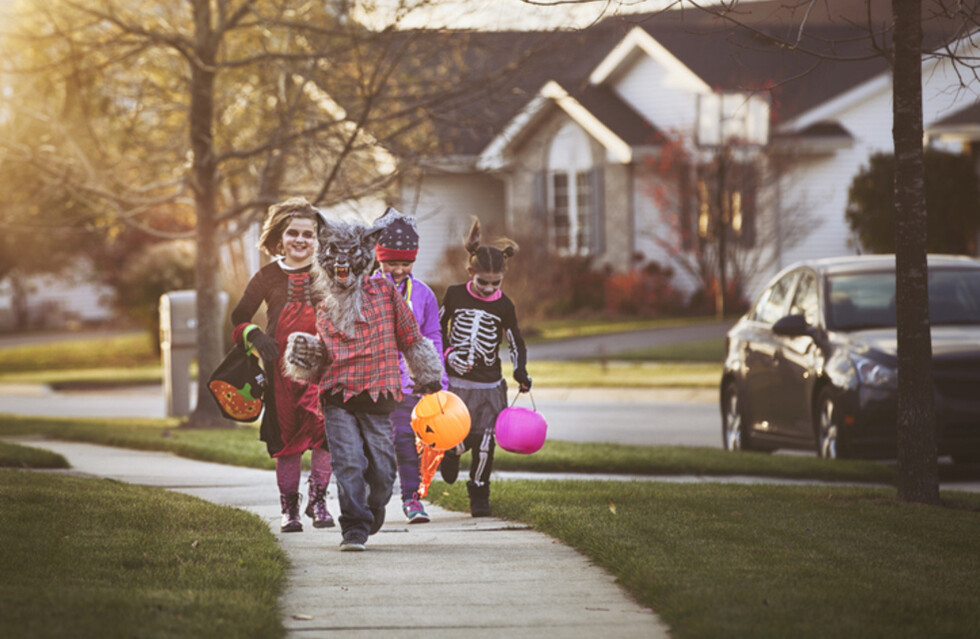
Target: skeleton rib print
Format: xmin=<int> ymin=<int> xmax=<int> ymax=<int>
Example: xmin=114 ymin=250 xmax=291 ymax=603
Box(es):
xmin=448 ymin=308 xmax=500 ymax=370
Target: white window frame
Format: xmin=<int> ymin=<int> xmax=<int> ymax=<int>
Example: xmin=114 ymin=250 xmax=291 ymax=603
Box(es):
xmin=547 ymin=123 xmax=594 ymax=256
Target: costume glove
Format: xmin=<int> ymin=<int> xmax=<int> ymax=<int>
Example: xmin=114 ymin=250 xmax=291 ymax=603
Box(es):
xmin=413 ymin=379 xmax=443 ymax=396
xmin=446 ymin=350 xmax=471 ymax=376
xmin=247 ymin=329 xmax=279 ymax=362
xmin=286 ymin=333 xmax=326 ymax=371
xmin=513 ymin=367 xmax=532 ymax=393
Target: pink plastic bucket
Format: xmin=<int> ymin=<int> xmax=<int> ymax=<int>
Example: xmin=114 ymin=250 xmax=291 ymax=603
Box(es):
xmin=495 ymin=406 xmax=547 ymax=454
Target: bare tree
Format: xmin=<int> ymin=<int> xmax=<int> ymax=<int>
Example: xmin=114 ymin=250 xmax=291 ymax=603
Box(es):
xmin=640 ymin=131 xmax=819 ymax=314
xmin=0 ymin=0 xmax=540 ymax=426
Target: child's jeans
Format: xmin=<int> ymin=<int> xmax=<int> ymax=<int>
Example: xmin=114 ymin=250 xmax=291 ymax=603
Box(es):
xmin=320 ymin=402 xmax=396 ymax=540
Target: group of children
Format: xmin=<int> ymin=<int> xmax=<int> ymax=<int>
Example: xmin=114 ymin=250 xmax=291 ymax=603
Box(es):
xmin=231 ymin=197 xmax=531 ymax=551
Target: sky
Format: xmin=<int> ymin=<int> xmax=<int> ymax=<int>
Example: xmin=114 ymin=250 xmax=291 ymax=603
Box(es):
xmin=355 ymin=0 xmax=688 ymax=31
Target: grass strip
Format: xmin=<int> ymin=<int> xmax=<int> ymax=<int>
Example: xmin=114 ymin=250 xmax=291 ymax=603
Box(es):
xmin=0 ymin=365 xmax=164 ymax=389
xmin=0 ymin=471 xmax=287 ymax=639
xmin=0 ymin=415 xmax=275 ymax=471
xmin=0 ymin=414 xmax=901 ymax=484
xmin=0 ymin=440 xmax=68 ymax=468
xmin=430 ymin=480 xmax=980 ymax=639
xmin=490 ymin=441 xmax=896 ymax=484
xmin=0 ymin=333 xmax=158 ymax=373
xmin=530 ymin=360 xmax=721 ymax=388
xmin=529 ymin=315 xmax=724 ymax=340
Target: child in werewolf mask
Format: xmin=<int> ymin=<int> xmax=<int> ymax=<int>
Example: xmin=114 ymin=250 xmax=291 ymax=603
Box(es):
xmin=283 ymin=209 xmax=443 ymax=552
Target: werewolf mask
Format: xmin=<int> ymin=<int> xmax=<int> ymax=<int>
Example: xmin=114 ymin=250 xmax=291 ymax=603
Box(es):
xmin=315 ymin=216 xmax=383 ymax=290
xmin=309 ymin=214 xmax=386 ymax=335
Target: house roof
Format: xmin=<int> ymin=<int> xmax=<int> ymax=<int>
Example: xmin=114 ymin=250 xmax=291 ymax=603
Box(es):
xmin=931 ymin=102 xmax=980 ymax=128
xmin=413 ymin=0 xmax=980 ymax=159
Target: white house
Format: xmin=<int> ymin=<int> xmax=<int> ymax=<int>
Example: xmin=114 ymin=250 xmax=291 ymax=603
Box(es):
xmin=395 ymin=1 xmax=980 ymax=302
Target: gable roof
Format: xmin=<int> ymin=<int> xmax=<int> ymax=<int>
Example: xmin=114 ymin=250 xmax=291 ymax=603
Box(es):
xmin=415 ymin=0 xmax=980 ymax=159
xmin=478 ymin=80 xmax=662 ymax=170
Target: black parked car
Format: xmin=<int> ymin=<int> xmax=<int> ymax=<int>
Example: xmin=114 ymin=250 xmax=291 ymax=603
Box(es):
xmin=720 ymin=255 xmax=980 ymax=462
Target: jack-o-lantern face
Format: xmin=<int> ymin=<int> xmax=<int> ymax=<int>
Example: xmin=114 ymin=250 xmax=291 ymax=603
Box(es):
xmin=209 ymin=380 xmax=262 ymax=420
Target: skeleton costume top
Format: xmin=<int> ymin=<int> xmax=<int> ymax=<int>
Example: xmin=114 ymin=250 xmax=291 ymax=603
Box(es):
xmin=439 ymin=281 xmax=528 ymax=387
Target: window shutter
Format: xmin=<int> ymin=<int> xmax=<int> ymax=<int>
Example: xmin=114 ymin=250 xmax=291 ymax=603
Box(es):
xmin=590 ymin=166 xmax=605 ymax=253
xmin=532 ymin=171 xmax=548 ymax=226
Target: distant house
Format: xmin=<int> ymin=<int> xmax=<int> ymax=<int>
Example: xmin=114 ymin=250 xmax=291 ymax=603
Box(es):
xmin=396 ymin=1 xmax=980 ymax=300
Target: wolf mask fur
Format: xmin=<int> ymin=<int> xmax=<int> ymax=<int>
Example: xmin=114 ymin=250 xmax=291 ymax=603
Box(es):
xmin=308 ymin=214 xmax=386 ymax=336
xmin=283 ymin=209 xmax=444 ymax=395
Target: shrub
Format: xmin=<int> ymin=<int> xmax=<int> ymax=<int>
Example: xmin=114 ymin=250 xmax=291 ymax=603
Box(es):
xmin=115 ymin=240 xmax=196 ymax=348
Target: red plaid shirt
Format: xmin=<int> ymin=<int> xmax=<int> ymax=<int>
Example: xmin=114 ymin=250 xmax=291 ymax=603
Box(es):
xmin=315 ymin=277 xmax=425 ymax=402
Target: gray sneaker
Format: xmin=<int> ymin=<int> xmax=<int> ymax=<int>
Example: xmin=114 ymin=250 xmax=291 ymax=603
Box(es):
xmin=340 ymin=535 xmax=367 ymax=552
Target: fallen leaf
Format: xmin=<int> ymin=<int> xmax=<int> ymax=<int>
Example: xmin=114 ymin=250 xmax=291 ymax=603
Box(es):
xmin=292 ymin=614 xmax=314 ymax=621
xmin=191 ymin=540 xmax=199 ymax=548
xmin=609 ymin=501 xmax=617 ymax=515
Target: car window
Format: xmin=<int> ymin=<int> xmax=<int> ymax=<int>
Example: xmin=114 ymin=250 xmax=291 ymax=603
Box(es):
xmin=929 ymin=269 xmax=980 ymax=325
xmin=828 ymin=273 xmax=895 ymax=330
xmin=753 ymin=271 xmax=797 ymax=325
xmin=789 ymin=271 xmax=819 ymax=326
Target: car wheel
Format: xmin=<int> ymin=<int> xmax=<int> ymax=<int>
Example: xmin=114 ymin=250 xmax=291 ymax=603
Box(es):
xmin=814 ymin=387 xmax=845 ymax=459
xmin=722 ymin=382 xmax=747 ymax=452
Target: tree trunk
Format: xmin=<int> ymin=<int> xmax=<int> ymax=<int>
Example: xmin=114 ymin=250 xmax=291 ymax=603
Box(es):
xmin=892 ymin=0 xmax=939 ymax=504
xmin=184 ymin=0 xmax=228 ymax=429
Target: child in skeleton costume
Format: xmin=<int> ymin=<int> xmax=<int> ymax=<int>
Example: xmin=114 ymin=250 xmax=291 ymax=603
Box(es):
xmin=370 ymin=209 xmax=448 ymax=524
xmin=230 ymin=197 xmax=333 ymax=533
xmin=438 ymin=218 xmax=532 ymax=517
xmin=283 ymin=210 xmax=443 ymax=552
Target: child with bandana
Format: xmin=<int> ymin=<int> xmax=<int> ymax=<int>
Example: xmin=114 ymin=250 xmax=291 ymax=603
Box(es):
xmin=372 ymin=210 xmax=447 ymax=523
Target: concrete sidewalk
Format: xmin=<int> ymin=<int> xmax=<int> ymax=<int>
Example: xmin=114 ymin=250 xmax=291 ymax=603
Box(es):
xmin=10 ymin=437 xmax=669 ymax=639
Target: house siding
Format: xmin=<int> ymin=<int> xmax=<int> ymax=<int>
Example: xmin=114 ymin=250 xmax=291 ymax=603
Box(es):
xmin=400 ymin=172 xmax=506 ymax=286
xmin=611 ymin=52 xmax=700 ymax=139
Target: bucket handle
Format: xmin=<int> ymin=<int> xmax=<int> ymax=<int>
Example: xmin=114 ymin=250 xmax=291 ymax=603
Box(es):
xmin=508 ymin=389 xmax=536 ymax=411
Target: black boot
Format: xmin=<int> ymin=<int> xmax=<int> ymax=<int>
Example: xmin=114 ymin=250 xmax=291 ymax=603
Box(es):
xmin=305 ymin=481 xmax=335 ymax=528
xmin=280 ymin=493 xmax=303 ymax=533
xmin=440 ymin=451 xmax=460 ymax=484
xmin=467 ymin=481 xmax=491 ymax=518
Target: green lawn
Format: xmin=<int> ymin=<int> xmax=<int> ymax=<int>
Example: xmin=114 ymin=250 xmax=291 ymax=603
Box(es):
xmin=0 ymin=470 xmax=287 ymax=639
xmin=429 ymin=480 xmax=980 ymax=639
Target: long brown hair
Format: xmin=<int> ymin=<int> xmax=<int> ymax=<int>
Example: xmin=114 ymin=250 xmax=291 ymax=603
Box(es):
xmin=258 ymin=197 xmax=320 ymax=257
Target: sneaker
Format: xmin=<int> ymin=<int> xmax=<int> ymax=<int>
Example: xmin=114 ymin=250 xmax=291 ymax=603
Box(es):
xmin=440 ymin=452 xmax=459 ymax=484
xmin=369 ymin=506 xmax=386 ymax=535
xmin=402 ymin=494 xmax=431 ymax=524
xmin=339 ymin=535 xmax=367 ymax=552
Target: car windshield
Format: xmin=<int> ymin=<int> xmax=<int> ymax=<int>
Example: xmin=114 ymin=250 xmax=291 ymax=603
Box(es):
xmin=827 ymin=268 xmax=980 ymax=331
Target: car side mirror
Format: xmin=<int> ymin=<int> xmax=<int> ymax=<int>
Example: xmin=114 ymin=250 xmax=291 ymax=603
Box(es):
xmin=772 ymin=314 xmax=814 ymax=337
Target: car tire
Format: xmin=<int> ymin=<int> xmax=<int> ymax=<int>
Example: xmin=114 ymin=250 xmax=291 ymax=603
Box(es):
xmin=814 ymin=387 xmax=848 ymax=460
xmin=722 ymin=382 xmax=749 ymax=452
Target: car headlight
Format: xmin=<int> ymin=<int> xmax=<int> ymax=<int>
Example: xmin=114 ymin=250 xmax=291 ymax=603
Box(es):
xmin=850 ymin=354 xmax=898 ymax=389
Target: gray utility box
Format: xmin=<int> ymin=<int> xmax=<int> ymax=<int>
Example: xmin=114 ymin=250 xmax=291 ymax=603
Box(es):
xmin=159 ymin=290 xmax=227 ymax=417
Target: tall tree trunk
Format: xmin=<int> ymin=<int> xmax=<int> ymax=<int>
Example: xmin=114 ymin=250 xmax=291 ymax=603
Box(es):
xmin=185 ymin=0 xmax=226 ymax=428
xmin=892 ymin=0 xmax=939 ymax=504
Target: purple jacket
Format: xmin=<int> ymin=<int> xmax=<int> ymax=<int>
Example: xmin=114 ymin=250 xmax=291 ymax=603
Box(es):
xmin=374 ymin=273 xmax=448 ymax=395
